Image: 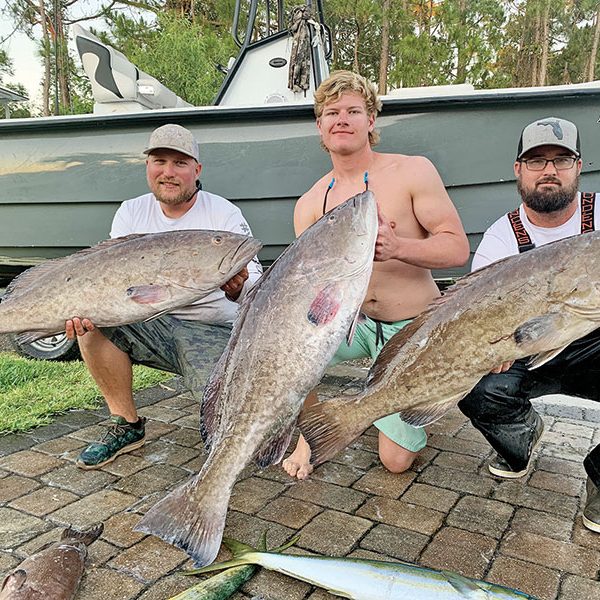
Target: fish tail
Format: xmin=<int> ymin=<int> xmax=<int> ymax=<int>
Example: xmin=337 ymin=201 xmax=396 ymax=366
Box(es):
xmin=298 ymin=395 xmax=370 ymax=466
xmin=61 ymin=523 xmax=104 ymax=546
xmin=135 ymin=474 xmax=230 ymax=567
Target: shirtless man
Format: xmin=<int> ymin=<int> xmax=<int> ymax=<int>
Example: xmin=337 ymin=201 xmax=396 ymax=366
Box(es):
xmin=283 ymin=71 xmax=469 ymax=479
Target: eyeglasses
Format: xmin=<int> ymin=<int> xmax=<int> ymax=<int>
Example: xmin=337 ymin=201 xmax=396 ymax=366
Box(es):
xmin=519 ymin=156 xmax=578 ymax=171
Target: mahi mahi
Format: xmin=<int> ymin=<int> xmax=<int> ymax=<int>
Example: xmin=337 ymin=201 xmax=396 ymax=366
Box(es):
xmin=187 ymin=536 xmax=538 ymax=599
xmin=299 ymin=231 xmax=600 ymax=466
xmin=0 ymin=524 xmax=103 ymax=600
xmin=135 ymin=191 xmax=378 ymax=566
xmin=0 ymin=230 xmax=262 ymax=344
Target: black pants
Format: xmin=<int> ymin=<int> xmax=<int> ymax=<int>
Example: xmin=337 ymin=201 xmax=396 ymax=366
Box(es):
xmin=459 ymin=328 xmax=600 ymax=487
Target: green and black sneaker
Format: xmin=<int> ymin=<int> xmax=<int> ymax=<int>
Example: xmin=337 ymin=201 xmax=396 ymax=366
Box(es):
xmin=76 ymin=415 xmax=146 ymax=470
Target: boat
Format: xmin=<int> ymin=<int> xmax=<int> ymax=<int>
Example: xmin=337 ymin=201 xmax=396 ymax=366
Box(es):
xmin=2 ymin=0 xmax=600 ymax=359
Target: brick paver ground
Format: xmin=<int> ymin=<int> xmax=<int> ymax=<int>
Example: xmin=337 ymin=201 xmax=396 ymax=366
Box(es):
xmin=1 ymin=364 xmax=600 ymax=599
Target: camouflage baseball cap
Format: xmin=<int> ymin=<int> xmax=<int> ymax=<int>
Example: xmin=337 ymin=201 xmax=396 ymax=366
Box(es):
xmin=517 ymin=117 xmax=580 ymax=159
xmin=144 ymin=124 xmax=200 ymax=162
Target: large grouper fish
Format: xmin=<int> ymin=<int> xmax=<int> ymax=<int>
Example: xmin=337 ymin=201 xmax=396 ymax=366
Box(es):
xmin=0 ymin=230 xmax=262 ymax=344
xmin=0 ymin=524 xmax=103 ymax=599
xmin=298 ymin=230 xmax=600 ymax=467
xmin=136 ymin=191 xmax=378 ymax=566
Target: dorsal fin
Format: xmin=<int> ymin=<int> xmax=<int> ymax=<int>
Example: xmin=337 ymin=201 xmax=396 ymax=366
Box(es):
xmin=3 ymin=234 xmax=148 ymax=301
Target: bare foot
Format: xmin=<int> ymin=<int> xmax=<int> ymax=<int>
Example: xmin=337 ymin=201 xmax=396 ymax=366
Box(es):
xmin=282 ymin=434 xmax=314 ymax=480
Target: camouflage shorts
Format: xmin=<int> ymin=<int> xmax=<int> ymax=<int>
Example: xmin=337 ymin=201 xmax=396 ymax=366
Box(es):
xmin=101 ymin=315 xmax=232 ymax=402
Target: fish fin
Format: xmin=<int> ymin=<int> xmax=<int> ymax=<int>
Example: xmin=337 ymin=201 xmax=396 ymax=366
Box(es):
xmin=442 ymin=570 xmax=490 ymax=599
xmin=298 ymin=396 xmax=368 ymax=467
xmin=135 ymin=475 xmax=229 ymax=567
xmin=528 ymin=346 xmax=570 ymax=369
xmin=1 ymin=569 xmax=27 ymax=592
xmin=346 ymin=309 xmax=364 ymax=345
xmin=61 ymin=523 xmax=104 ymax=546
xmin=200 ymin=350 xmax=230 ymax=449
xmin=183 ymin=557 xmax=255 ymax=575
xmin=15 ymin=330 xmax=64 ymax=345
xmin=254 ymin=425 xmax=295 ymax=468
xmin=307 ymin=283 xmax=342 ymax=326
xmin=397 ymin=391 xmax=469 ymax=427
xmin=513 ymin=314 xmax=564 ymax=351
xmin=126 ymin=284 xmax=171 ymax=304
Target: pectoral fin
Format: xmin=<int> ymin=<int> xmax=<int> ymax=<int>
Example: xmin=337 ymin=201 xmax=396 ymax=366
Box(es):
xmin=398 ymin=391 xmax=470 ymax=427
xmin=442 ymin=570 xmax=489 ymax=598
xmin=254 ymin=425 xmax=295 ymax=468
xmin=126 ymin=284 xmax=171 ymax=304
xmin=307 ymin=283 xmax=342 ymax=326
xmin=513 ymin=314 xmax=564 ymax=354
xmin=1 ymin=570 xmax=27 ymax=593
xmin=528 ymin=346 xmax=569 ymax=369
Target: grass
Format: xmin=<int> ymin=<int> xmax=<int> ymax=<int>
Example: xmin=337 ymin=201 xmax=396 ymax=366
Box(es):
xmin=0 ymin=352 xmax=173 ymax=434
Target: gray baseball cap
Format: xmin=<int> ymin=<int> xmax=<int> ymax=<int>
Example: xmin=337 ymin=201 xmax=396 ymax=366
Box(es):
xmin=143 ymin=124 xmax=200 ymax=162
xmin=517 ymin=117 xmax=580 ymax=159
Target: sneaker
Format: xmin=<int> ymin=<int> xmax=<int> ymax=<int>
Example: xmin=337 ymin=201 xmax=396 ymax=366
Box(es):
xmin=76 ymin=416 xmax=146 ymax=470
xmin=488 ymin=413 xmax=545 ymax=479
xmin=583 ymin=478 xmax=600 ymax=533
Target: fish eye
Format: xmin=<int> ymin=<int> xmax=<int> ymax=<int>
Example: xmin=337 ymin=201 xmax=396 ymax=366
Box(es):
xmin=328 ymin=215 xmax=336 ymax=222
xmin=213 ymin=236 xmax=223 ymax=245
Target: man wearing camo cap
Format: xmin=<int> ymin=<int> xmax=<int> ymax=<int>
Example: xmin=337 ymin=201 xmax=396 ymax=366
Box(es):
xmin=66 ymin=123 xmax=263 ymax=470
xmin=459 ymin=116 xmax=600 ymax=533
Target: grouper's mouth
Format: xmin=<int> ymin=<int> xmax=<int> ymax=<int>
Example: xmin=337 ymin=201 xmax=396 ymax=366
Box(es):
xmin=219 ymin=237 xmax=263 ymax=274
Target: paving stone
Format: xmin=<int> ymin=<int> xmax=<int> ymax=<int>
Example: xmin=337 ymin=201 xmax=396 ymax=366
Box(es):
xmin=101 ymin=512 xmax=146 ymax=548
xmin=242 ymin=567 xmax=311 ymax=600
xmin=486 ymin=555 xmax=560 ymax=600
xmin=359 ymin=523 xmax=429 ymax=562
xmin=138 ymin=405 xmax=188 ymax=423
xmin=256 ymin=496 xmax=322 ymax=529
xmin=528 ymin=470 xmax=583 ymax=497
xmin=139 ymin=439 xmax=198 ymax=466
xmin=32 ymin=436 xmax=85 ymax=456
xmin=112 ymin=464 xmax=189 ymax=497
xmin=409 ymin=445 xmax=438 ymax=472
xmin=400 ymin=482 xmax=459 ymax=512
xmin=420 ymin=526 xmax=497 ymax=579
xmin=306 ymin=589 xmax=338 ymax=600
xmin=161 ymin=427 xmax=202 ymax=447
xmin=86 ymin=539 xmax=121 ymax=567
xmin=537 ymin=455 xmax=587 ymax=478
xmin=0 ymin=475 xmax=41 ymax=502
xmin=0 ymin=434 xmax=35 ymax=457
xmin=257 ymin=464 xmax=299 ymax=484
xmin=140 ymin=420 xmax=179 ymax=441
xmin=56 ymin=411 xmax=104 ymax=428
xmin=0 ymin=507 xmax=50 ymax=549
xmin=153 ymin=394 xmax=196 ymax=411
xmin=492 ymin=481 xmax=579 ymax=518
xmin=297 ymin=510 xmax=372 ymax=556
xmin=560 ymin=573 xmax=600 ymax=600
xmin=9 ymin=485 xmax=79 ymax=516
xmin=41 ymin=463 xmax=117 ymax=495
xmin=285 ymin=479 xmax=367 ymax=512
xmin=108 ymin=535 xmax=188 ymax=582
xmin=427 ymin=432 xmax=490 ymax=457
xmin=50 ymin=490 xmax=138 ymax=528
xmin=551 ymin=421 xmax=595 ymax=440
xmin=0 ymin=449 xmax=65 ymax=476
xmin=352 ymin=466 xmax=415 ymax=499
xmin=446 ymin=496 xmax=513 ymax=539
xmin=171 ymin=414 xmax=200 ymax=429
xmin=348 ymin=547 xmax=403 ymax=562
xmin=101 ymin=454 xmax=152 ymax=477
xmin=230 ymin=477 xmax=287 ymax=514
xmin=127 ymin=491 xmax=168 ymax=516
xmin=544 ymin=430 xmax=591 ymax=452
xmin=180 ymin=453 xmax=208 ymax=473
xmin=572 ymin=520 xmax=600 ymax=551
xmin=75 ymin=568 xmax=145 ymax=600
xmin=224 ymin=511 xmax=295 ymax=550
xmin=28 ymin=422 xmax=75 ymax=441
xmin=69 ymin=424 xmax=106 ymax=443
xmin=500 ymin=530 xmax=600 ymax=576
xmin=311 ymin=461 xmax=365 ymax=486
xmin=349 ymin=433 xmax=378 ymax=453
xmin=356 ymin=496 xmax=444 ymax=535
xmin=511 ymin=507 xmax=574 ymax=542
xmin=136 ymin=573 xmax=194 ymax=600
xmin=0 ymin=551 xmax=20 ymax=574
xmin=432 ymin=450 xmax=484 ymax=472
xmin=134 ymin=379 xmax=182 ymax=406
xmin=15 ymin=526 xmax=62 ymax=555
xmin=418 ymin=464 xmax=495 ymax=497
xmin=330 ymin=446 xmax=378 ymax=470
xmin=542 ymin=443 xmax=588 ymax=462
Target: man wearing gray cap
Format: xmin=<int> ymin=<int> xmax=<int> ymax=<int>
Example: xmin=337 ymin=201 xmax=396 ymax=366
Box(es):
xmin=66 ymin=123 xmax=262 ymax=470
xmin=459 ymin=116 xmax=600 ymax=533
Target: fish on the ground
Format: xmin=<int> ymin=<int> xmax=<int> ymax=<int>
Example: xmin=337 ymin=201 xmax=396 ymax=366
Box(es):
xmin=186 ymin=536 xmax=539 ymax=600
xmin=170 ymin=534 xmax=296 ymax=599
xmin=0 ymin=230 xmax=262 ymax=344
xmin=299 ymin=231 xmax=600 ymax=466
xmin=135 ymin=191 xmax=378 ymax=566
xmin=0 ymin=523 xmax=103 ymax=600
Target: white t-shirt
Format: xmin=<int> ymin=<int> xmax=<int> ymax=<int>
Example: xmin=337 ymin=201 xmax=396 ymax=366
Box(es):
xmin=110 ymin=191 xmax=263 ymax=323
xmin=471 ymin=192 xmax=599 ymax=271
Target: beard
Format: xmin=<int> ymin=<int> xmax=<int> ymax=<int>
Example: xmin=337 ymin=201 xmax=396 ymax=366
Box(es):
xmin=151 ymin=180 xmax=197 ymax=205
xmin=517 ymin=175 xmax=579 ymax=214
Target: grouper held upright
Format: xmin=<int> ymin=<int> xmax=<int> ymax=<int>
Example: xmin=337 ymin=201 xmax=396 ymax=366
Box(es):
xmin=298 ymin=231 xmax=600 ymax=466
xmin=0 ymin=230 xmax=262 ymax=344
xmin=135 ymin=191 xmax=378 ymax=566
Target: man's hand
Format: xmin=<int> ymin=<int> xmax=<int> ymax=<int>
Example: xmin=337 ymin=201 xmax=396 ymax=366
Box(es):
xmin=490 ymin=360 xmax=514 ymax=374
xmin=221 ymin=266 xmax=249 ymax=301
xmin=65 ymin=317 xmax=95 ymax=340
xmin=374 ymin=208 xmax=399 ymax=262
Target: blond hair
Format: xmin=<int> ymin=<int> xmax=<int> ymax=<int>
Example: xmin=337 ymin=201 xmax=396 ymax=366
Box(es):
xmin=314 ymin=70 xmax=382 ymax=147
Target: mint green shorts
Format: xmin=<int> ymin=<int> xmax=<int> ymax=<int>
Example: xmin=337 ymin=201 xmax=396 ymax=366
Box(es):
xmin=330 ymin=316 xmax=427 ymax=453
